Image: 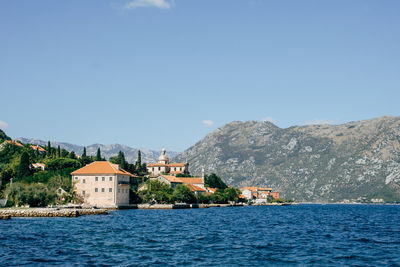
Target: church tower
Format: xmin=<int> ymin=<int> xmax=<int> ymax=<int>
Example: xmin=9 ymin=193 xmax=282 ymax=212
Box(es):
xmin=158 ymin=148 xmax=169 ymax=165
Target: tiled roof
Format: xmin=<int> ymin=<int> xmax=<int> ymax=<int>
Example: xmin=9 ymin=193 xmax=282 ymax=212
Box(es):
xmin=32 ymin=163 xmax=46 ymax=168
xmin=160 ymin=175 xmax=183 ymax=183
xmin=6 ymin=140 xmax=24 ymax=147
xmin=168 ymin=163 xmax=186 ymax=167
xmin=72 ymin=161 xmax=135 ymax=176
xmin=178 ymin=177 xmax=204 ymax=184
xmin=31 ymin=145 xmax=46 ymax=152
xmin=186 ymin=183 xmax=206 ymax=192
xmin=207 ymin=187 xmax=217 ymax=193
xmin=147 ymin=163 xmax=167 ymax=167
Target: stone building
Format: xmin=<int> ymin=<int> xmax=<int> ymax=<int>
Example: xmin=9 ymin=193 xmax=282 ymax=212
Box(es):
xmin=71 ymin=161 xmax=135 ymax=208
xmin=147 ymin=148 xmax=189 ymax=176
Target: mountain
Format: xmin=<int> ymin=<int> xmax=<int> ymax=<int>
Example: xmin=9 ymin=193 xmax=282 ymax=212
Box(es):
xmin=173 ymin=116 xmax=400 ymax=202
xmin=16 ymin=138 xmax=179 ymax=164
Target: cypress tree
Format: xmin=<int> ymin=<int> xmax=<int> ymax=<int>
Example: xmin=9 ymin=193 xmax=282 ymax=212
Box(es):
xmin=57 ymin=145 xmax=61 ymax=157
xmin=96 ymin=148 xmax=101 ymax=161
xmin=136 ymin=150 xmax=142 ymax=167
xmin=17 ymin=151 xmax=31 ymax=178
xmin=47 ymin=141 xmax=51 ymax=155
xmin=83 ymin=147 xmax=87 ymax=157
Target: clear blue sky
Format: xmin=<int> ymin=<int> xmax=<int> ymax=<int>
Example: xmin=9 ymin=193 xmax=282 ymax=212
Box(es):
xmin=1 ymin=0 xmax=399 ymax=151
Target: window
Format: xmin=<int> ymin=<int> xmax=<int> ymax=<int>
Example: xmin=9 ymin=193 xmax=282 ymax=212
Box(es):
xmin=158 ymin=167 xmax=160 ymax=171
xmin=109 ymin=188 xmax=112 ymax=193
xmin=102 ymin=177 xmax=105 ymax=181
xmin=82 ymin=190 xmax=86 ymax=196
xmin=75 ymin=177 xmax=78 ymax=180
xmin=95 ymin=188 xmax=98 ymax=192
xmin=152 ymin=167 xmax=154 ymax=171
xmin=118 ymin=189 xmax=120 ymax=193
xmin=95 ymin=177 xmax=98 ymax=181
xmin=101 ymin=188 xmax=105 ymax=192
xmin=109 ymin=177 xmax=112 ymax=181
xmin=174 ymin=168 xmax=176 ymax=171
xmin=83 ymin=179 xmax=86 ymax=184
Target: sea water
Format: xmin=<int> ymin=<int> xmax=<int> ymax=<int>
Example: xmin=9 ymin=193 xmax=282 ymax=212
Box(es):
xmin=1 ymin=205 xmax=399 ymax=266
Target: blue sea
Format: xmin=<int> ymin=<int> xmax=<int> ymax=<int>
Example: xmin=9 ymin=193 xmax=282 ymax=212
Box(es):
xmin=1 ymin=205 xmax=399 ymax=266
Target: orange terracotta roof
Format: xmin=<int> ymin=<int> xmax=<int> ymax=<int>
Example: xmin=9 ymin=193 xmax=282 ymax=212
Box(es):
xmin=207 ymin=187 xmax=217 ymax=193
xmin=72 ymin=161 xmax=135 ymax=176
xmin=239 ymin=194 xmax=246 ymax=198
xmin=241 ymin=186 xmax=272 ymax=192
xmin=147 ymin=163 xmax=167 ymax=167
xmin=186 ymin=184 xmax=206 ymax=192
xmin=32 ymin=163 xmax=46 ymax=167
xmin=160 ymin=175 xmax=183 ymax=183
xmin=258 ymin=187 xmax=272 ymax=191
xmin=6 ymin=140 xmax=24 ymax=147
xmin=31 ymin=145 xmax=46 ymax=152
xmin=178 ymin=177 xmax=204 ymax=184
xmin=168 ymin=163 xmax=186 ymax=167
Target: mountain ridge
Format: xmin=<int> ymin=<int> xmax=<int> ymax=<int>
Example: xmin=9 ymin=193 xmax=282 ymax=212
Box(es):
xmin=173 ymin=115 xmax=400 ymax=202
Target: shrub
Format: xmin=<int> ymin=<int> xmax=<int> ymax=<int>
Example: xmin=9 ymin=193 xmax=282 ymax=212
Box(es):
xmin=46 ymin=158 xmax=81 ymax=171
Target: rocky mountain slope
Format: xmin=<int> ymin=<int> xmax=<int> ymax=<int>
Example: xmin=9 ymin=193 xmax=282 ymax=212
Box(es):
xmin=173 ymin=116 xmax=400 ymax=202
xmin=16 ymin=138 xmax=178 ymax=164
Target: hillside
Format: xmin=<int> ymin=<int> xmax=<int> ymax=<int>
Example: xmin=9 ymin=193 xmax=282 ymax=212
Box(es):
xmin=173 ymin=116 xmax=400 ymax=202
xmin=16 ymin=138 xmax=179 ymax=164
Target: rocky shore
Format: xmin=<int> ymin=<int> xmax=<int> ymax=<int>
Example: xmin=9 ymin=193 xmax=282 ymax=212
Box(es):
xmin=0 ymin=208 xmax=108 ymax=218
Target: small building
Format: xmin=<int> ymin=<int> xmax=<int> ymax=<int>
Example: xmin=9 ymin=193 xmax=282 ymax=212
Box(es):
xmin=71 ymin=161 xmax=135 ymax=208
xmin=31 ymin=163 xmax=46 ymax=171
xmin=241 ymin=186 xmax=279 ymax=201
xmin=31 ymin=145 xmax=46 ymax=153
xmin=146 ymin=174 xmax=207 ymax=195
xmin=147 ymin=148 xmax=189 ymax=176
xmin=0 ymin=140 xmax=23 ymax=150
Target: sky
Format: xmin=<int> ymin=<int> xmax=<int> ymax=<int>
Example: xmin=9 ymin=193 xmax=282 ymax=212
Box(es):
xmin=0 ymin=0 xmax=399 ymax=151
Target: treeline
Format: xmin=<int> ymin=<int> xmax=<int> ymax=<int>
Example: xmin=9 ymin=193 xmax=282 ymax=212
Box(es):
xmin=131 ymin=173 xmax=242 ymax=205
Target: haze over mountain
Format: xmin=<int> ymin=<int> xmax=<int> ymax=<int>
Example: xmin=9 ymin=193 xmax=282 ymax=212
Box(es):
xmin=16 ymin=138 xmax=179 ymax=164
xmin=174 ymin=116 xmax=400 ymax=202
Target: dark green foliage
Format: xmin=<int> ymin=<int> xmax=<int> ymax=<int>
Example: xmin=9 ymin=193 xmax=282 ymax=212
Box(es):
xmin=224 ymin=187 xmax=241 ymax=201
xmin=46 ymin=158 xmax=81 ymax=171
xmin=0 ymin=168 xmax=14 ymax=189
xmin=176 ymin=173 xmax=192 ymax=178
xmin=4 ymin=182 xmax=57 ymax=207
xmin=17 ymin=152 xmax=31 ymax=178
xmin=69 ymin=151 xmax=76 ymax=159
xmin=210 ymin=189 xmax=228 ymax=203
xmin=82 ymin=147 xmax=87 ymax=157
xmin=61 ymin=149 xmax=69 ymax=157
xmin=57 ymin=145 xmax=61 ymax=157
xmin=139 ymin=180 xmax=174 ymax=204
xmin=129 ymin=189 xmax=141 ymax=204
xmin=0 ymin=143 xmax=23 ymax=164
xmin=47 ymin=141 xmax=51 ymax=155
xmin=96 ymin=148 xmax=101 ymax=161
xmin=19 ymin=168 xmax=76 ymax=184
xmin=174 ymin=184 xmax=197 ymax=204
xmin=205 ymin=173 xmax=227 ymax=190
xmin=0 ymin=129 xmax=11 ymax=140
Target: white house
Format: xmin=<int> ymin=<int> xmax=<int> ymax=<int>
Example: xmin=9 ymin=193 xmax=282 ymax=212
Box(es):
xmin=71 ymin=161 xmax=136 ymax=208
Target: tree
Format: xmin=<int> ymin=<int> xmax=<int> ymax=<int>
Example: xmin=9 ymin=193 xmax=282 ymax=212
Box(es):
xmin=96 ymin=148 xmax=101 ymax=161
xmin=136 ymin=150 xmax=142 ymax=168
xmin=47 ymin=141 xmax=51 ymax=156
xmin=205 ymin=173 xmax=227 ymax=190
xmin=224 ymin=187 xmax=241 ymax=202
xmin=69 ymin=151 xmax=76 ymax=159
xmin=17 ymin=151 xmax=31 ymax=178
xmin=82 ymin=147 xmax=87 ymax=157
xmin=61 ymin=149 xmax=69 ymax=158
xmin=174 ymin=184 xmax=197 ymax=204
xmin=57 ymin=145 xmax=61 ymax=157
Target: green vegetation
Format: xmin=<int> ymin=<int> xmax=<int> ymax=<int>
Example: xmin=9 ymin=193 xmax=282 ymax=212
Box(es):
xmin=134 ymin=179 xmax=241 ymax=204
xmin=0 ymin=138 xmax=87 ymax=207
xmin=204 ymin=173 xmax=227 ymax=189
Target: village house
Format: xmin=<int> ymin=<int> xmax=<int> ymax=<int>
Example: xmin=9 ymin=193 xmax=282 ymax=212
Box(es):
xmin=147 ymin=148 xmax=189 ymax=176
xmin=31 ymin=163 xmax=46 ymax=171
xmin=143 ymin=175 xmax=207 ymax=195
xmin=0 ymin=140 xmax=24 ymax=150
xmin=30 ymin=145 xmax=46 ymax=153
xmin=241 ymin=186 xmax=280 ymax=202
xmin=71 ymin=161 xmax=135 ymax=208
